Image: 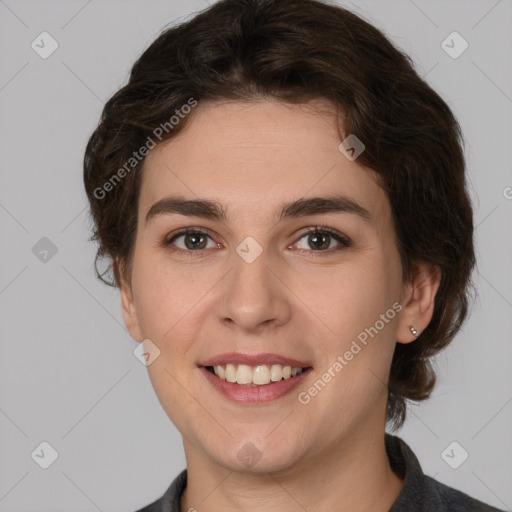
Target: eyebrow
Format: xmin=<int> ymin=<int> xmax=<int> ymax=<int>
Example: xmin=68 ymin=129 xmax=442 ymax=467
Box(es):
xmin=145 ymin=194 xmax=372 ymax=225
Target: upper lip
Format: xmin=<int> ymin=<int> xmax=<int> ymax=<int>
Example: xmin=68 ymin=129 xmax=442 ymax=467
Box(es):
xmin=198 ymin=352 xmax=312 ymax=368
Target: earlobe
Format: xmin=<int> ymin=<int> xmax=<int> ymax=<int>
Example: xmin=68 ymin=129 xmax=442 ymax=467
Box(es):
xmin=117 ymin=260 xmax=144 ymax=342
xmin=409 ymin=326 xmax=419 ymax=338
xmin=396 ymin=262 xmax=441 ymax=344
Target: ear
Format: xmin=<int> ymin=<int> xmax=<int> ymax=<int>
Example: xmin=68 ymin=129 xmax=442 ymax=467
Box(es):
xmin=396 ymin=261 xmax=441 ymax=344
xmin=117 ymin=258 xmax=144 ymax=342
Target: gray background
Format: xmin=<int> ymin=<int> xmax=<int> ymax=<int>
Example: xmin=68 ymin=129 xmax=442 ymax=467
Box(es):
xmin=1 ymin=0 xmax=511 ymax=510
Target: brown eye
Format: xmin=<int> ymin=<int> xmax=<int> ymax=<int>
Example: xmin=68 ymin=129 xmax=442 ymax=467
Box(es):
xmin=293 ymin=227 xmax=351 ymax=254
xmin=176 ymin=231 xmax=209 ymax=250
xmin=163 ymin=228 xmax=219 ymax=256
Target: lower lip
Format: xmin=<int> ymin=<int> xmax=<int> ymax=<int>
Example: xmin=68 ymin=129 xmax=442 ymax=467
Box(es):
xmin=199 ymin=367 xmax=312 ymax=404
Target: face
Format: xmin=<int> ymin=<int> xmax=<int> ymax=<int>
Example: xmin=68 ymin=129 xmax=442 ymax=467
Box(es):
xmin=121 ymin=99 xmax=418 ymax=474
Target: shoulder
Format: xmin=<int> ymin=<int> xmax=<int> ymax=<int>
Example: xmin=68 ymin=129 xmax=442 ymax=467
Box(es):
xmin=422 ymin=474 xmax=506 ymax=512
xmin=386 ymin=434 xmax=505 ymax=512
xmin=133 ymin=469 xmax=188 ymax=512
xmin=133 ymin=499 xmax=161 ymax=512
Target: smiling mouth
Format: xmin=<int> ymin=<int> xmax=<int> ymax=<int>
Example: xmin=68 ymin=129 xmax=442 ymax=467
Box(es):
xmin=204 ymin=363 xmax=311 ymax=387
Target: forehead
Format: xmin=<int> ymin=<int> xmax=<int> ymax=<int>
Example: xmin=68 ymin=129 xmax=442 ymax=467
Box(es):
xmin=139 ymin=99 xmax=388 ymax=224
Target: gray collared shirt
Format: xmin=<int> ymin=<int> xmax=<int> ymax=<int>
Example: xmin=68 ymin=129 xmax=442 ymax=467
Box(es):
xmin=135 ymin=434 xmax=505 ymax=511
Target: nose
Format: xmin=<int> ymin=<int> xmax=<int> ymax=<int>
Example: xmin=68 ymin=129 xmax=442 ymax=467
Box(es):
xmin=217 ymin=242 xmax=292 ymax=334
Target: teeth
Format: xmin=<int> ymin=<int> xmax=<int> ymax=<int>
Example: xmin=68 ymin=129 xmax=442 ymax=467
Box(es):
xmin=216 ymin=364 xmax=226 ymax=380
xmin=270 ymin=364 xmax=283 ymax=382
xmin=212 ymin=363 xmax=304 ymax=386
xmin=225 ymin=363 xmax=237 ymax=383
xmin=253 ymin=364 xmax=270 ymax=385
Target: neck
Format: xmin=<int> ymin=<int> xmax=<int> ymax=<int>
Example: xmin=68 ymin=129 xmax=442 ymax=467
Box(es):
xmin=180 ymin=422 xmax=404 ymax=512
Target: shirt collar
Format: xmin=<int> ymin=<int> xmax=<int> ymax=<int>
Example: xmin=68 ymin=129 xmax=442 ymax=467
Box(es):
xmin=386 ymin=433 xmax=433 ymax=511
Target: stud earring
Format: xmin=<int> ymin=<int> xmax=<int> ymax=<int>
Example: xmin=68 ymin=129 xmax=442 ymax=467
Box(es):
xmin=410 ymin=326 xmax=419 ymax=337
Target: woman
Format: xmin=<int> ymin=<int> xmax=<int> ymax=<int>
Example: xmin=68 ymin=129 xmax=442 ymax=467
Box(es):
xmin=83 ymin=0 xmax=504 ymax=510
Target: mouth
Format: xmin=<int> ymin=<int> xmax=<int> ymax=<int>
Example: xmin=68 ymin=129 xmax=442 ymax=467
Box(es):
xmin=199 ymin=363 xmax=313 ymax=404
xmin=198 ymin=352 xmax=313 ymax=403
xmin=203 ymin=363 xmax=312 ymax=387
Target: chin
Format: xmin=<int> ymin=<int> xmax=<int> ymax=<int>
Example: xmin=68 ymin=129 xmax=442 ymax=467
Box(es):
xmin=203 ymin=431 xmax=307 ymax=475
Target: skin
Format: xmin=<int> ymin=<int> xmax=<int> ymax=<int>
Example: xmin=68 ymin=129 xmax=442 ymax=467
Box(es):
xmin=120 ymin=99 xmax=441 ymax=512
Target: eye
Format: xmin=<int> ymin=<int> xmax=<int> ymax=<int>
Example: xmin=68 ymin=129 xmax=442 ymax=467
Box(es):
xmin=162 ymin=226 xmax=351 ymax=257
xmin=162 ymin=227 xmax=220 ymax=256
xmin=292 ymin=226 xmax=351 ymax=255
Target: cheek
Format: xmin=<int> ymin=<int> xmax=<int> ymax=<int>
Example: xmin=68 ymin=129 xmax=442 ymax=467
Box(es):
xmin=130 ymin=249 xmax=192 ymax=342
xmin=132 ymin=259 xmax=206 ymax=423
xmin=300 ymin=250 xmax=402 ymax=410
xmin=298 ymin=253 xmax=401 ymax=339
xmin=297 ymin=258 xmax=401 ymax=428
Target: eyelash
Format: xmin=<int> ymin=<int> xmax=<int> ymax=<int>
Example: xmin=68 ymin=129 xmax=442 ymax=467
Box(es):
xmin=161 ymin=226 xmax=351 ymax=258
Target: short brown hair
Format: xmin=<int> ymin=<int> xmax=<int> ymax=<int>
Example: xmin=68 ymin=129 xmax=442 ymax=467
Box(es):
xmin=83 ymin=0 xmax=475 ymax=430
